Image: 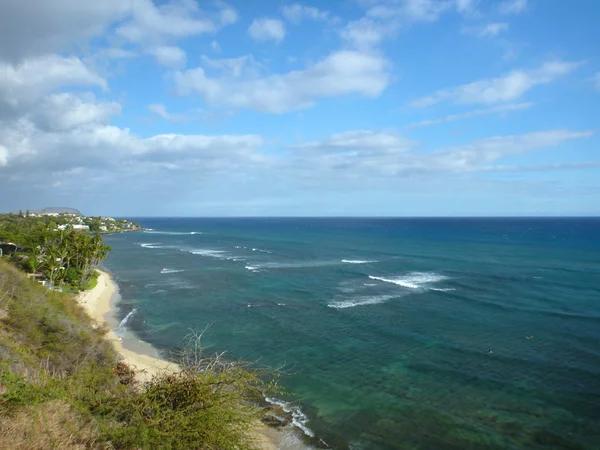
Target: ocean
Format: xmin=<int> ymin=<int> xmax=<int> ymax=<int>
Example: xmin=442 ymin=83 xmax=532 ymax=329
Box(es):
xmin=102 ymin=218 xmax=600 ymax=449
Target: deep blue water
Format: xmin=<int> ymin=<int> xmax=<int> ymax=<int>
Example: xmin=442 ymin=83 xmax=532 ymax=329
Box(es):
xmin=103 ymin=218 xmax=600 ymax=449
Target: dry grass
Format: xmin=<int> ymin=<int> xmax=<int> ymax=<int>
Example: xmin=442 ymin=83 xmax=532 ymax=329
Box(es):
xmin=0 ymin=400 xmax=100 ymax=449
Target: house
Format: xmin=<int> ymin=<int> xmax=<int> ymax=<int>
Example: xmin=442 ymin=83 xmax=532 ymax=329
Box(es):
xmin=72 ymin=224 xmax=90 ymax=230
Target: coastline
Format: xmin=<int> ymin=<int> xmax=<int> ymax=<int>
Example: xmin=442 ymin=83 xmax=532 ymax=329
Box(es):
xmin=77 ymin=269 xmax=282 ymax=450
xmin=77 ymin=270 xmax=179 ymax=381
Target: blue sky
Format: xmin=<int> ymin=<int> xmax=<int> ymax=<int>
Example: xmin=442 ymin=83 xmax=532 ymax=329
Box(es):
xmin=0 ymin=0 xmax=598 ymax=216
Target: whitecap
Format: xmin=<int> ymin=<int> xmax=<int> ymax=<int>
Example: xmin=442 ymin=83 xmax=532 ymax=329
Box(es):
xmin=118 ymin=308 xmax=137 ymax=330
xmin=144 ymin=230 xmax=201 ymax=235
xmin=186 ymin=249 xmax=228 ymax=259
xmin=369 ymin=272 xmax=449 ymax=290
xmin=140 ymin=243 xmax=163 ymax=249
xmin=265 ymin=397 xmax=315 ymax=438
xmin=342 ymin=259 xmax=376 ymax=264
xmin=160 ymin=268 xmax=185 ymax=274
xmin=431 ymin=288 xmax=456 ymax=292
xmin=328 ymin=295 xmax=397 ymax=309
xmin=245 ymin=265 xmax=260 ymax=272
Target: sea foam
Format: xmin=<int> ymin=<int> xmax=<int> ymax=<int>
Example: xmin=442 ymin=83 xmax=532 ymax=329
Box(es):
xmin=369 ymin=272 xmax=449 ymax=290
xmin=328 ymin=295 xmax=397 ymax=309
xmin=118 ymin=308 xmax=137 ymax=330
xmin=160 ymin=268 xmax=185 ymax=274
xmin=342 ymin=259 xmax=376 ymax=264
xmin=144 ymin=230 xmax=202 ymax=235
xmin=140 ymin=243 xmax=164 ymax=249
xmin=264 ymin=397 xmax=315 ymax=438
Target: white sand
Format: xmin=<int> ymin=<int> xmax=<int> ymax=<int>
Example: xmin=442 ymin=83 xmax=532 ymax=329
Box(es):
xmin=77 ymin=270 xmax=280 ymax=449
xmin=78 ymin=270 xmax=180 ymax=381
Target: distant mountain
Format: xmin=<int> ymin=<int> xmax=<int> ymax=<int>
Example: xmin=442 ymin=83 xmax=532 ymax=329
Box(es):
xmin=37 ymin=207 xmax=82 ymax=215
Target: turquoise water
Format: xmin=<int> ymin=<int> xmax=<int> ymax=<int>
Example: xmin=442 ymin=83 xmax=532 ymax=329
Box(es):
xmin=103 ymin=218 xmax=600 ymax=449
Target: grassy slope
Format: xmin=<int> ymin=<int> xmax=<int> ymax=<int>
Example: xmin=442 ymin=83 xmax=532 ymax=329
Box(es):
xmin=0 ymin=260 xmax=275 ymax=449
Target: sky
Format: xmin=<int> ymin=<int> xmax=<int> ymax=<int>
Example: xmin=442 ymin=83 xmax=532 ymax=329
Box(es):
xmin=0 ymin=0 xmax=599 ymax=216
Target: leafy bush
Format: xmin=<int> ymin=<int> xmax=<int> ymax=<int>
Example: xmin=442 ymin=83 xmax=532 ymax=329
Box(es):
xmin=0 ymin=262 xmax=281 ymax=449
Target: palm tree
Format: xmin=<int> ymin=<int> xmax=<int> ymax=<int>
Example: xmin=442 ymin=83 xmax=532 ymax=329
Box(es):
xmin=29 ymin=246 xmax=42 ymax=281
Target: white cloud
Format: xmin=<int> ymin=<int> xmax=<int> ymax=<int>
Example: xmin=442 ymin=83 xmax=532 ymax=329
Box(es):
xmin=410 ymin=60 xmax=582 ymax=107
xmin=287 ymin=128 xmax=594 ymax=177
xmin=210 ymin=40 xmax=221 ymax=52
xmin=217 ymin=2 xmax=239 ymax=26
xmin=0 ymin=55 xmax=106 ymax=117
xmin=102 ymin=48 xmax=138 ymax=59
xmin=341 ymin=18 xmax=389 ymax=49
xmin=148 ymin=104 xmax=170 ymax=120
xmin=0 ymin=145 xmax=7 ymax=167
xmin=463 ymin=22 xmax=509 ymax=38
xmin=148 ymin=45 xmax=187 ymax=68
xmin=116 ymin=0 xmax=215 ymax=43
xmin=433 ymin=129 xmax=593 ymax=171
xmin=175 ymin=50 xmax=390 ymax=114
xmin=282 ymin=4 xmax=330 ymax=24
xmin=455 ymin=0 xmax=480 ymax=16
xmin=200 ymin=54 xmax=262 ymax=78
xmin=0 ymin=0 xmax=130 ymax=62
xmin=34 ymin=93 xmax=121 ymax=131
xmin=248 ymin=18 xmax=286 ymax=43
xmin=405 ymin=102 xmax=533 ymax=129
xmin=147 ymin=103 xmax=189 ymax=122
xmin=498 ymin=0 xmax=528 ymax=15
xmin=346 ymin=0 xmax=480 ymax=48
xmin=292 ymin=130 xmax=415 ymax=153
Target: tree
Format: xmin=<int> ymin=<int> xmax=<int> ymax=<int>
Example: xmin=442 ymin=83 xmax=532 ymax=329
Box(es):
xmin=28 ymin=246 xmax=42 ymax=281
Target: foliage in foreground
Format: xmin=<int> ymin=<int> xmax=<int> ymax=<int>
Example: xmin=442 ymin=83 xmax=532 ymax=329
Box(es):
xmin=0 ymin=261 xmax=278 ymax=449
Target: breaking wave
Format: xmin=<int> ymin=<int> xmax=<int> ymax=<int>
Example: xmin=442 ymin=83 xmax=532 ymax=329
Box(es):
xmin=186 ymin=249 xmax=229 ymax=259
xmin=160 ymin=268 xmax=185 ymax=274
xmin=118 ymin=308 xmax=137 ymax=330
xmin=328 ymin=295 xmax=397 ymax=309
xmin=265 ymin=397 xmax=314 ymax=438
xmin=342 ymin=259 xmax=376 ymax=264
xmin=369 ymin=272 xmax=449 ymax=290
xmin=139 ymin=243 xmax=164 ymax=249
xmin=144 ymin=230 xmax=202 ymax=235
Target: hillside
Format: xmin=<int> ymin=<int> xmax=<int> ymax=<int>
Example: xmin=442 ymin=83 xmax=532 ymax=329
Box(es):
xmin=0 ymin=261 xmax=278 ymax=449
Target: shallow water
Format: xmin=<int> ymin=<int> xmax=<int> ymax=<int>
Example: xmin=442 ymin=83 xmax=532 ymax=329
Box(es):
xmin=103 ymin=218 xmax=600 ymax=449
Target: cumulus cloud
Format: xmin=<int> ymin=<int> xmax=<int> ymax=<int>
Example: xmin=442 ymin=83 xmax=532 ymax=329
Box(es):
xmin=33 ymin=94 xmax=121 ymax=132
xmin=343 ymin=0 xmax=480 ymax=49
xmin=463 ymin=22 xmax=509 ymax=38
xmin=175 ymin=50 xmax=390 ymax=114
xmin=248 ymin=18 xmax=286 ymax=43
xmin=147 ymin=103 xmax=189 ymax=122
xmin=410 ymin=60 xmax=582 ymax=107
xmin=0 ymin=0 xmax=130 ymax=62
xmin=341 ymin=18 xmax=390 ymax=49
xmin=498 ymin=0 xmax=528 ymax=15
xmin=0 ymin=55 xmax=106 ymax=119
xmin=0 ymin=0 xmax=237 ymax=64
xmin=282 ymin=4 xmax=330 ymax=24
xmin=148 ymin=45 xmax=187 ymax=68
xmin=116 ymin=0 xmax=215 ymax=43
xmin=101 ymin=48 xmax=138 ymax=59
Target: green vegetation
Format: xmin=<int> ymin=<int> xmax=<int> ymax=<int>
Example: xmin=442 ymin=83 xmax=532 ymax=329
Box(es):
xmin=0 ymin=261 xmax=279 ymax=449
xmin=0 ymin=213 xmax=113 ymax=291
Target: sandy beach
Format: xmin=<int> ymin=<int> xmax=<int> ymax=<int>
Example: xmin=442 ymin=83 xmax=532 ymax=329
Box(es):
xmin=77 ymin=270 xmax=180 ymax=380
xmin=77 ymin=270 xmax=281 ymax=450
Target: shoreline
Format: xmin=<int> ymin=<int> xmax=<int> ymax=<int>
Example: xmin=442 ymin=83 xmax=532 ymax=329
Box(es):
xmin=77 ymin=269 xmax=283 ymax=450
